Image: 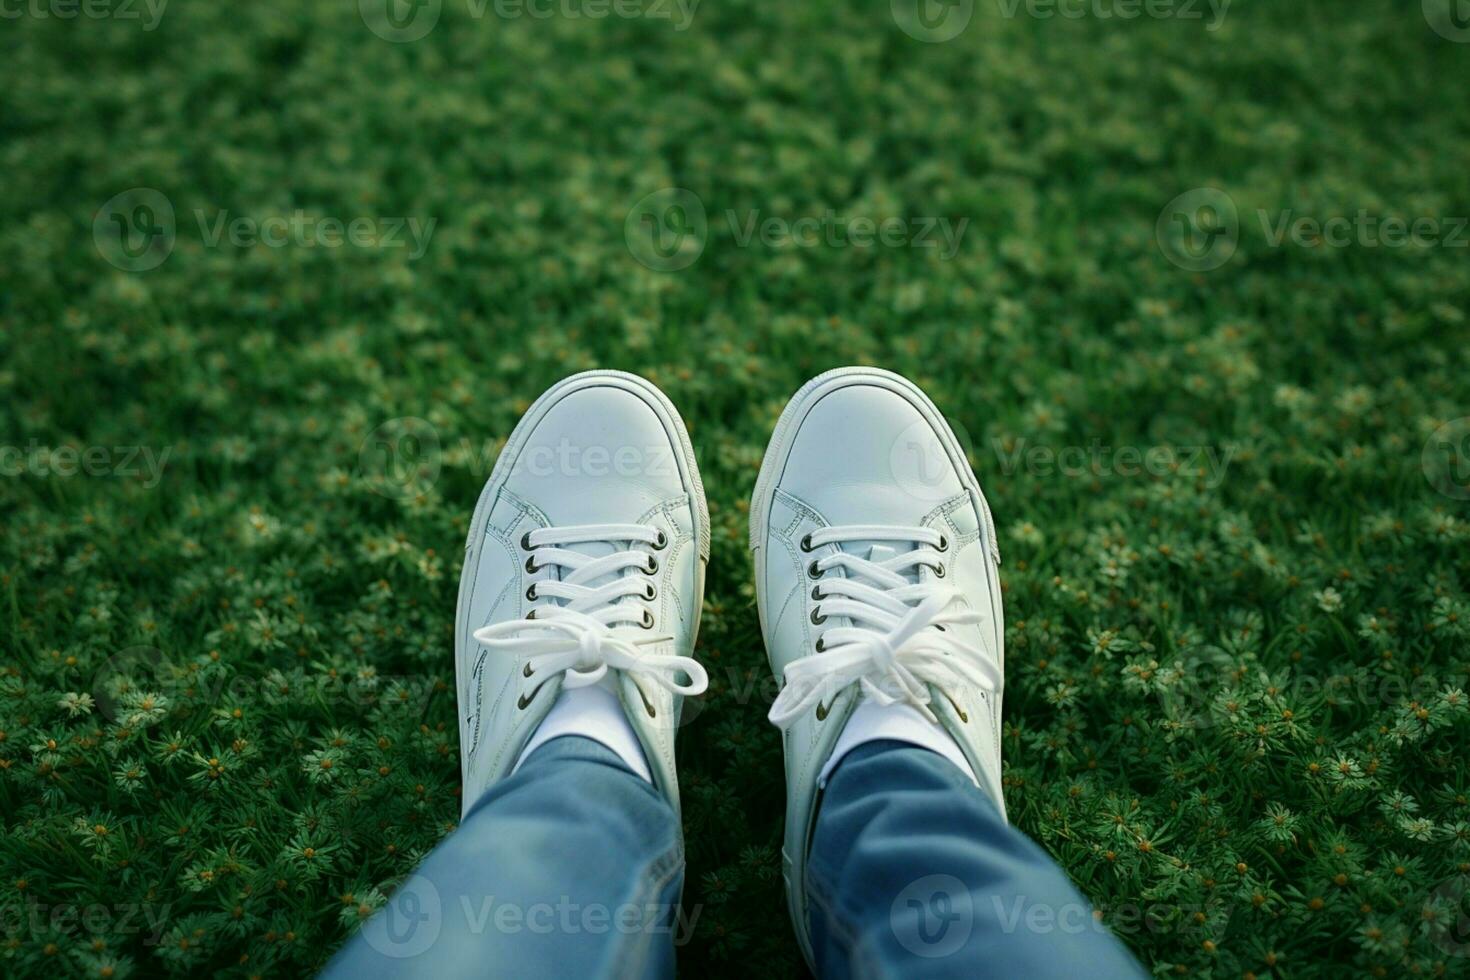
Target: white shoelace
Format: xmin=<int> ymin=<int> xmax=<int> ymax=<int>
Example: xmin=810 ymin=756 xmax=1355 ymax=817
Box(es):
xmin=473 ymin=523 xmax=708 ymax=701
xmin=767 ymin=524 xmax=1001 ymax=728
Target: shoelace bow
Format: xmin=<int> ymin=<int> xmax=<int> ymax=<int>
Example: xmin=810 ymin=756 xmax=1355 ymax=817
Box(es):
xmin=767 ymin=524 xmax=1001 ymax=728
xmin=473 ymin=523 xmax=708 ymax=700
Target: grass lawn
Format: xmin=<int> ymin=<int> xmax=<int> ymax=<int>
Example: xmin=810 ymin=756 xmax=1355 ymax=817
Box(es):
xmin=3 ymin=0 xmax=1470 ymax=976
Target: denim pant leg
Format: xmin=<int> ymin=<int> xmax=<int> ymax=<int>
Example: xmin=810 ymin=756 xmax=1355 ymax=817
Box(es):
xmin=322 ymin=736 xmax=684 ymax=980
xmin=806 ymin=740 xmax=1147 ymax=980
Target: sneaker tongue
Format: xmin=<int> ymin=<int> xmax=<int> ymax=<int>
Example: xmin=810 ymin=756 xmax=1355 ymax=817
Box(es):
xmin=842 ymin=541 xmax=922 ymax=588
xmin=552 ymin=538 xmax=646 ymax=618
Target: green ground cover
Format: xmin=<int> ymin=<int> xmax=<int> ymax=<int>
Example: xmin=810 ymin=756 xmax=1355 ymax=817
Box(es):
xmin=2 ymin=0 xmax=1469 ymax=975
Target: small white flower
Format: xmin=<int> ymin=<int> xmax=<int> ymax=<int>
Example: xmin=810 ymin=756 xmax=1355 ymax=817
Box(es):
xmin=1315 ymin=587 xmax=1343 ymax=614
xmin=58 ymin=691 xmax=96 ymax=717
xmin=1009 ymin=521 xmax=1044 ymax=547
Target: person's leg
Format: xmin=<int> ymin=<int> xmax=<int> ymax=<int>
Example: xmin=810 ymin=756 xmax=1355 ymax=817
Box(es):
xmin=322 ymin=736 xmax=684 ymax=979
xmin=806 ymin=740 xmax=1146 ymax=979
xmin=329 ymin=372 xmax=711 ymax=977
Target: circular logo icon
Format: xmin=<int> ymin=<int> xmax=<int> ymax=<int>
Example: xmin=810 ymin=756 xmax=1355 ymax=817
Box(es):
xmin=625 ymin=188 xmax=707 ymax=272
xmin=92 ymin=646 xmax=169 ymax=725
xmin=1155 ymin=645 xmax=1234 ymax=732
xmin=889 ymin=417 xmax=976 ymax=506
xmin=891 ymin=874 xmax=973 ymax=957
xmin=892 ymin=0 xmax=974 ymax=42
xmin=1425 ymin=0 xmax=1470 ymax=42
xmin=360 ymin=0 xmax=442 ymax=42
xmin=359 ymin=417 xmax=442 ymax=500
xmin=361 ymin=874 xmax=442 ymax=958
xmin=1426 ymin=874 xmax=1470 ymax=957
xmin=94 ymin=188 xmax=175 ymax=272
xmin=1423 ymin=417 xmax=1470 ymax=501
xmin=1156 ymin=188 xmax=1239 ymax=272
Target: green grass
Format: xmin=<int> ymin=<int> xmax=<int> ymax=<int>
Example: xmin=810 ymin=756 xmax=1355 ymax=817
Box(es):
xmin=3 ymin=0 xmax=1470 ymax=976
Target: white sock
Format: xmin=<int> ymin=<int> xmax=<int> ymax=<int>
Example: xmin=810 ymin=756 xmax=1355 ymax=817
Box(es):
xmin=817 ymin=699 xmax=978 ymax=789
xmin=513 ymin=681 xmax=653 ymax=783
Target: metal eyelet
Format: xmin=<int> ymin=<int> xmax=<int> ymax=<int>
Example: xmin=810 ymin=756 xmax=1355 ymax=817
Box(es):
xmin=810 ymin=607 xmax=827 ymax=625
xmin=937 ymin=534 xmax=949 ymax=552
xmin=640 ymin=609 xmax=655 ymax=629
xmin=799 ymin=533 xmax=814 ymax=553
xmin=523 ymin=662 xmax=534 ymax=678
xmin=526 ymin=609 xmax=536 ymax=620
xmin=808 ymin=560 xmax=822 ymax=579
xmin=520 ymin=531 xmax=534 ymax=551
xmin=946 ymin=694 xmax=969 ymax=723
xmin=933 ymin=563 xmax=946 ymax=578
xmin=811 ymin=586 xmax=824 ymax=601
xmin=643 ymin=582 xmax=657 ymax=601
xmin=525 ymin=556 xmax=539 ymax=574
xmin=645 ymin=555 xmax=659 ymax=574
xmin=526 ymin=584 xmax=537 ymax=601
xmin=517 ymin=692 xmax=534 ymax=710
xmin=653 ymin=530 xmax=668 ymax=550
xmin=815 ymin=637 xmax=826 ymax=653
xmin=815 ymin=701 xmax=830 ymax=721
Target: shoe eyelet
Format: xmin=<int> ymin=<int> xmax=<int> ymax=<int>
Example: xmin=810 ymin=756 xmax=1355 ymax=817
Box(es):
xmin=815 ymin=637 xmax=826 ymax=653
xmin=643 ymin=582 xmax=657 ymax=601
xmin=938 ymin=534 xmax=949 ymax=552
xmin=640 ymin=609 xmax=655 ymax=629
xmin=525 ymin=556 xmax=540 ymax=574
xmin=933 ymin=563 xmax=946 ymax=578
xmin=808 ymin=560 xmax=822 ymax=579
xmin=526 ymin=584 xmax=537 ymax=601
xmin=811 ymin=586 xmax=823 ymax=601
xmin=653 ymin=530 xmax=668 ymax=550
xmin=946 ymin=694 xmax=968 ymax=723
xmin=517 ymin=692 xmax=534 ymax=710
xmin=523 ymin=662 xmax=534 ymax=678
xmin=645 ymin=555 xmax=659 ymax=574
xmin=810 ymin=608 xmax=827 ymax=625
xmin=526 ymin=609 xmax=536 ymax=620
xmin=815 ymin=701 xmax=829 ymax=721
xmin=520 ymin=531 xmax=534 ymax=551
xmin=800 ymin=533 xmax=814 ymax=553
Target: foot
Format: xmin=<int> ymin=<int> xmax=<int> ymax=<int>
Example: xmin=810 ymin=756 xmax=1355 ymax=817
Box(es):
xmin=749 ymin=366 xmax=1005 ymax=968
xmin=456 ymin=371 xmax=709 ymax=816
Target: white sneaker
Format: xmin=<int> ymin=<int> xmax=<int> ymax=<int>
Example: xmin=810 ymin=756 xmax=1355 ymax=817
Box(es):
xmin=455 ymin=370 xmax=709 ymax=817
xmin=749 ymin=366 xmax=1005 ymax=968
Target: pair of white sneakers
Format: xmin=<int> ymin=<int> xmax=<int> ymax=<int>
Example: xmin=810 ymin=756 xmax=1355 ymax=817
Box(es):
xmin=455 ymin=367 xmax=1005 ymax=967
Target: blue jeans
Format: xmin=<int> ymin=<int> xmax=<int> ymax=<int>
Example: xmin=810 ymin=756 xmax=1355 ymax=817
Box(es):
xmin=323 ymin=738 xmax=1145 ymax=978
